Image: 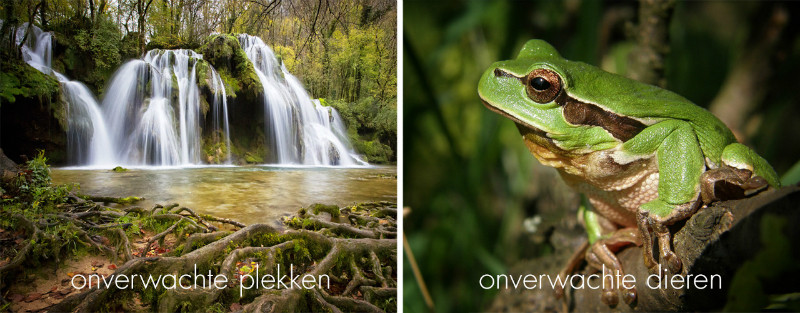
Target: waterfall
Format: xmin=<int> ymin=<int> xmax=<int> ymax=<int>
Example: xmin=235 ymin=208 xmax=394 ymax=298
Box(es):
xmin=102 ymin=50 xmax=209 ymax=165
xmin=209 ymin=67 xmax=232 ymax=164
xmin=11 ymin=23 xmax=365 ymax=167
xmin=14 ymin=23 xmax=115 ymax=166
xmin=238 ymin=34 xmax=366 ymax=166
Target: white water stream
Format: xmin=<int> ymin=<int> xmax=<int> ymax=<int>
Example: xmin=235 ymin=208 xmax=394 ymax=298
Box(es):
xmin=239 ymin=35 xmax=366 ymax=166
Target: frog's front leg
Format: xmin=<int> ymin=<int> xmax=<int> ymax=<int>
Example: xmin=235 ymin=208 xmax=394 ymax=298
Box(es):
xmin=563 ymin=198 xmax=641 ymax=306
xmin=621 ymin=120 xmax=706 ymax=274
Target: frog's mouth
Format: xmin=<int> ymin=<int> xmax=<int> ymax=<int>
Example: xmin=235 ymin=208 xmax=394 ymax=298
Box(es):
xmin=480 ymin=98 xmax=549 ymax=138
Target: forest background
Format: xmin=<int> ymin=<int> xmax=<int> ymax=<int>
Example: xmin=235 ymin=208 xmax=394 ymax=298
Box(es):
xmin=0 ymin=0 xmax=397 ymax=164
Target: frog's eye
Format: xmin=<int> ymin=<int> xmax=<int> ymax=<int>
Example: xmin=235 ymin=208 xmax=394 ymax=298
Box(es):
xmin=525 ymin=69 xmax=561 ymax=103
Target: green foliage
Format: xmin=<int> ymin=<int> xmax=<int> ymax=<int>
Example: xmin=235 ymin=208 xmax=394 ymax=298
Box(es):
xmin=146 ymin=34 xmax=191 ymax=51
xmin=780 ymin=159 xmax=800 ymax=186
xmin=329 ymin=97 xmax=396 ymax=163
xmin=0 ymin=151 xmax=85 ymax=266
xmin=61 ymin=16 xmax=124 ymax=93
xmin=112 ymin=166 xmax=129 ymax=172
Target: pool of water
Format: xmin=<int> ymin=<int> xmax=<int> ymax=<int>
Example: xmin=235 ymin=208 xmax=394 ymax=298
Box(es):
xmin=51 ymin=165 xmax=397 ymax=226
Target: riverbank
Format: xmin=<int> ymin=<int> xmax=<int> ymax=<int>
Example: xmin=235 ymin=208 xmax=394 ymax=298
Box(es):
xmin=1 ymin=154 xmax=397 ymax=312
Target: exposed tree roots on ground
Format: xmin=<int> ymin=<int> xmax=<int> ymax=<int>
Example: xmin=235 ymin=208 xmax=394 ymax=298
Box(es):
xmin=2 ymin=173 xmax=397 ymax=312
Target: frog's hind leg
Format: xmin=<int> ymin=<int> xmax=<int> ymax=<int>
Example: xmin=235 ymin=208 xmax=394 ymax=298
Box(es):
xmin=718 ymin=142 xmax=780 ymax=188
xmin=627 ymin=120 xmax=706 ymax=275
xmin=585 ymin=228 xmax=641 ymax=306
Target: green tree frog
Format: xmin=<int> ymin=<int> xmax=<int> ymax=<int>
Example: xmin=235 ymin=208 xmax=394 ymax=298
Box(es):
xmin=479 ymin=39 xmax=780 ymax=306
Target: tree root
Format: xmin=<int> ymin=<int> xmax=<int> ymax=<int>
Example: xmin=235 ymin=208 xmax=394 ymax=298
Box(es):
xmin=81 ymin=195 xmax=145 ymax=205
xmin=44 ymin=202 xmax=398 ymax=312
xmin=0 ymin=215 xmax=42 ymax=291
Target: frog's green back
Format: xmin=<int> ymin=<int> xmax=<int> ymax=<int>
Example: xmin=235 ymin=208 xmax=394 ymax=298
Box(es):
xmin=562 ymin=60 xmax=737 ymax=161
xmin=514 ymin=40 xmax=737 ymax=161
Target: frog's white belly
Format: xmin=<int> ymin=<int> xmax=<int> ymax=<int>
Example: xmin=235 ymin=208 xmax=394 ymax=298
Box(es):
xmin=557 ymin=150 xmax=660 ymax=227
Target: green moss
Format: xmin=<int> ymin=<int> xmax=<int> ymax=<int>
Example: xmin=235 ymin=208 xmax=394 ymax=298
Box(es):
xmin=198 ymin=34 xmax=262 ymax=100
xmin=202 ymin=134 xmax=230 ymax=164
xmin=112 ymin=166 xmax=129 ymax=172
xmin=244 ymin=152 xmax=263 ymax=164
xmin=354 ymin=139 xmax=393 ymax=164
xmin=310 ymin=203 xmax=341 ymax=218
xmin=0 ymin=60 xmax=60 ymax=104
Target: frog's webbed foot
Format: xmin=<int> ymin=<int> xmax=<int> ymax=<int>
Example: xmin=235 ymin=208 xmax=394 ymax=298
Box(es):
xmin=585 ymin=228 xmax=641 ymax=307
xmin=700 ymin=166 xmax=769 ymax=204
xmin=638 ymin=200 xmax=700 ymax=275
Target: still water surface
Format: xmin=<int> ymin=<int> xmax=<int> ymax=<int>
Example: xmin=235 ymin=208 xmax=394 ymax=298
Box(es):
xmin=51 ymin=166 xmax=396 ymax=225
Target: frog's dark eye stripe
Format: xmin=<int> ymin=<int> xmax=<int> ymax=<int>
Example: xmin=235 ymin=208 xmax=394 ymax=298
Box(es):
xmin=525 ymin=69 xmax=561 ymax=103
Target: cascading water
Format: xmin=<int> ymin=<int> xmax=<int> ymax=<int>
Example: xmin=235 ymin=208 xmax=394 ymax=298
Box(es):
xmin=14 ymin=22 xmax=115 ymax=166
xmin=102 ymin=49 xmax=219 ymax=166
xmin=238 ymin=34 xmax=366 ymax=166
xmin=11 ymin=23 xmax=364 ymax=167
xmin=209 ymin=67 xmax=233 ymax=164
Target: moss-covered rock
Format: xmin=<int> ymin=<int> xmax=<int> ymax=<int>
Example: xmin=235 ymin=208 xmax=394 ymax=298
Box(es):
xmin=198 ymin=34 xmax=265 ymax=165
xmin=198 ymin=34 xmax=261 ymax=101
xmin=354 ymin=139 xmax=394 ymax=164
xmin=0 ymin=59 xmax=60 ymax=104
xmin=0 ymin=59 xmax=67 ymax=164
xmin=310 ymin=203 xmax=341 ymax=218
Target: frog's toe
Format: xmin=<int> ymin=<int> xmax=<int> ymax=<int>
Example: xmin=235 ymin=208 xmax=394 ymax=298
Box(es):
xmin=602 ymin=289 xmax=619 ymax=307
xmin=700 ymin=166 xmax=769 ymax=203
xmin=622 ymin=286 xmax=637 ymax=305
xmin=663 ymin=249 xmax=682 ymax=274
xmin=636 ymin=210 xmax=659 ymax=273
xmin=655 ymin=223 xmax=682 ymax=273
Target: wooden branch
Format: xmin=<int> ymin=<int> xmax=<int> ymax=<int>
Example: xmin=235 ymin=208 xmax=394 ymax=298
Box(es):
xmin=627 ymin=0 xmax=675 ymax=87
xmin=490 ymin=185 xmax=800 ymax=312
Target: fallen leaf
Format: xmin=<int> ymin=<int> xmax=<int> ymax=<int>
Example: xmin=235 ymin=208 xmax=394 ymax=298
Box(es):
xmin=91 ymin=266 xmax=98 ymax=271
xmin=66 ymin=272 xmax=76 ymax=277
xmin=108 ymin=264 xmax=117 ymax=270
xmin=23 ymin=293 xmax=41 ymax=302
xmin=9 ymin=293 xmax=23 ymax=302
